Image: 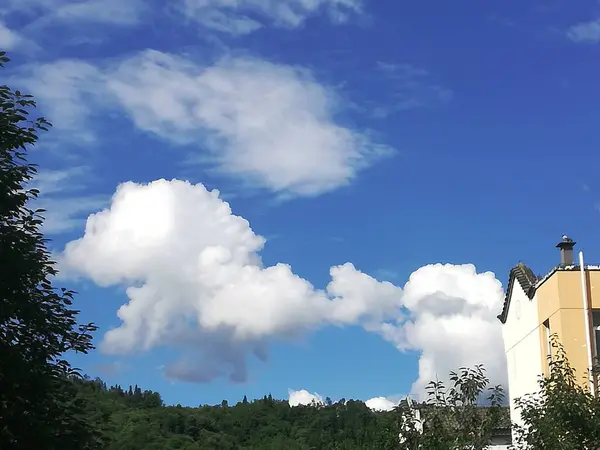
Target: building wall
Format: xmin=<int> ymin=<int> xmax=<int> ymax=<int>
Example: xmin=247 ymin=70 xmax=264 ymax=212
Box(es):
xmin=536 ymin=270 xmax=596 ymax=390
xmin=502 ymin=266 xmax=600 ymax=437
xmin=585 ymin=269 xmax=600 ymax=309
xmin=502 ymin=279 xmax=543 ymax=427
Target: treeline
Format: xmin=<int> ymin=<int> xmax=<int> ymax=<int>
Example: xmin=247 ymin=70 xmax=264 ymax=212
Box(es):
xmin=73 ymin=376 xmax=405 ymax=449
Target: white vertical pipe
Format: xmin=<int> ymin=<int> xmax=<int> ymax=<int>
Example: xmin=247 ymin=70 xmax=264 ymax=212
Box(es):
xmin=579 ymin=251 xmax=595 ymax=395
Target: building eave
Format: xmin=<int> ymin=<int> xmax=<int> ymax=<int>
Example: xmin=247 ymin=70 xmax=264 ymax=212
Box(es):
xmin=497 ymin=263 xmax=600 ymax=324
xmin=497 ymin=263 xmax=538 ymax=324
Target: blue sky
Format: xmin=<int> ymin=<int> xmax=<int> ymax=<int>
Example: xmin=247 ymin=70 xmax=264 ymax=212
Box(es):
xmin=3 ymin=0 xmax=600 ymax=409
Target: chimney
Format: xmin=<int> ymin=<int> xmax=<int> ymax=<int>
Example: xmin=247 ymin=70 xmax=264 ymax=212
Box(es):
xmin=556 ymin=236 xmax=576 ymax=265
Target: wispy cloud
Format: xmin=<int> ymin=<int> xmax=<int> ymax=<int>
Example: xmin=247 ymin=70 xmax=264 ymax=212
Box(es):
xmin=18 ymin=60 xmax=107 ymax=143
xmin=29 ymin=166 xmax=89 ymax=194
xmin=49 ymin=0 xmax=144 ymax=25
xmin=109 ymin=51 xmax=392 ymax=196
xmin=39 ymin=196 xmax=108 ymax=234
xmin=5 ymin=0 xmax=145 ymax=26
xmin=93 ymin=360 xmax=130 ymax=377
xmin=176 ymin=0 xmax=362 ymax=35
xmin=21 ymin=50 xmax=393 ymax=197
xmin=567 ymin=18 xmax=600 ymax=43
xmin=369 ymin=62 xmax=452 ymax=118
xmin=373 ymin=268 xmax=400 ymax=282
xmin=28 ymin=167 xmax=108 ymax=234
xmin=1 ymin=0 xmax=146 ymax=52
xmin=0 ymin=20 xmax=24 ymax=50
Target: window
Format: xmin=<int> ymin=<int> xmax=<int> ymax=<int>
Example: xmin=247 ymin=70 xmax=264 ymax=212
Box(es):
xmin=543 ymin=319 xmax=551 ymax=364
xmin=592 ymin=310 xmax=600 ymax=369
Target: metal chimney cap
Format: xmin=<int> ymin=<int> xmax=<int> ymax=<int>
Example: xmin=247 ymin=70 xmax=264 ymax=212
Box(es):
xmin=556 ymin=235 xmax=576 ymax=249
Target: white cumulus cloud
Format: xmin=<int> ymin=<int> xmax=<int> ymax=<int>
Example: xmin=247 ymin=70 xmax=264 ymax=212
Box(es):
xmin=59 ymin=178 xmax=506 ymax=393
xmin=176 ymin=0 xmax=362 ymax=35
xmin=288 ymin=389 xmax=324 ymax=407
xmin=59 ymin=179 xmax=403 ymax=382
xmin=375 ymin=263 xmax=506 ymax=397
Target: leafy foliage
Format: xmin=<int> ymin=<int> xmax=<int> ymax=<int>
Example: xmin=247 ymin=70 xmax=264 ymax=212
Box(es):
xmin=0 ymin=52 xmax=99 ymax=449
xmin=395 ymin=365 xmax=507 ymax=450
xmin=512 ymin=335 xmax=600 ymax=449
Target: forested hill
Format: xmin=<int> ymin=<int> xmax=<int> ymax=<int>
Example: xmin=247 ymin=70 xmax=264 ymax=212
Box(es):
xmin=73 ymin=377 xmax=511 ymax=450
xmin=75 ymin=377 xmax=398 ymax=449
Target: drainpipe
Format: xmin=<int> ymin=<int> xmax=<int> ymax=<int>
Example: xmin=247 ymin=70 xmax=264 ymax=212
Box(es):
xmin=579 ymin=251 xmax=596 ymax=396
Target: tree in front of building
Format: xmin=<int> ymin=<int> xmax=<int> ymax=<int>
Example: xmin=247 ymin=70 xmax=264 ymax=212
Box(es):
xmin=391 ymin=365 xmax=507 ymax=450
xmin=511 ymin=336 xmax=600 ymax=450
xmin=0 ymin=52 xmax=100 ymax=449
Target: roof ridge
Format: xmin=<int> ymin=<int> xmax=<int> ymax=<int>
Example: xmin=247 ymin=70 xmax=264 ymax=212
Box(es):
xmin=497 ymin=263 xmax=537 ymax=324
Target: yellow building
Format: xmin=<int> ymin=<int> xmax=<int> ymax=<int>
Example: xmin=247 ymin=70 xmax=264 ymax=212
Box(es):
xmin=498 ymin=237 xmax=600 ymax=425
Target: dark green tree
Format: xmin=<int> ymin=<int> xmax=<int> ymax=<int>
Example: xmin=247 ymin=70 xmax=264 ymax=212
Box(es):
xmin=0 ymin=51 xmax=99 ymax=449
xmin=512 ymin=336 xmax=600 ymax=449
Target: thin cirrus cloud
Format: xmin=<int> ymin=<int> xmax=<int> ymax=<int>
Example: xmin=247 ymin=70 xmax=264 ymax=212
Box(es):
xmin=4 ymin=0 xmax=359 ymax=38
xmin=176 ymin=0 xmax=362 ymax=35
xmin=108 ymin=51 xmax=393 ymax=196
xmin=4 ymin=0 xmax=145 ymax=26
xmin=566 ymin=18 xmax=600 ymax=44
xmin=1 ymin=0 xmax=145 ymax=56
xmin=18 ymin=59 xmax=107 ymax=145
xmin=21 ymin=50 xmax=393 ymax=197
xmin=28 ymin=167 xmax=108 ymax=234
xmin=369 ymin=62 xmax=453 ymax=118
xmin=0 ymin=20 xmax=24 ymax=50
xmin=58 ymin=178 xmax=507 ymax=398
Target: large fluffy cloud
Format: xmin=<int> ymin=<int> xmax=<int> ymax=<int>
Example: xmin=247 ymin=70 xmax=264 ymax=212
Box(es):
xmin=60 ymin=179 xmax=403 ymax=382
xmin=60 ymin=179 xmax=506 ymax=394
xmin=21 ymin=50 xmax=391 ymax=196
xmin=376 ymin=263 xmax=506 ymax=396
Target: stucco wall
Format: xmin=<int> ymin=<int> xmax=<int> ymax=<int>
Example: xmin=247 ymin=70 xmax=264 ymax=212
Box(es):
xmin=537 ymin=270 xmax=593 ymax=389
xmin=502 ymin=279 xmax=543 ymax=427
xmin=586 ymin=270 xmax=600 ymax=309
